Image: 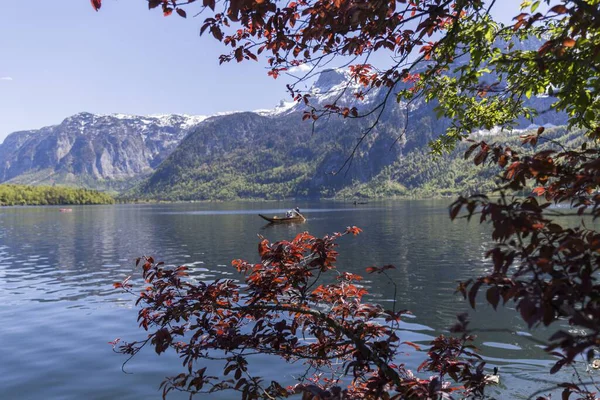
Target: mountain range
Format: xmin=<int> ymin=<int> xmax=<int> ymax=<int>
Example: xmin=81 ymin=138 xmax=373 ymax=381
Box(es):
xmin=0 ymin=64 xmax=569 ymax=199
xmin=0 ymin=113 xmax=207 ymax=191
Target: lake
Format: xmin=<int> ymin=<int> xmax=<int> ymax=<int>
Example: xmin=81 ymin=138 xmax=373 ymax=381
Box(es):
xmin=0 ymin=201 xmax=590 ymax=399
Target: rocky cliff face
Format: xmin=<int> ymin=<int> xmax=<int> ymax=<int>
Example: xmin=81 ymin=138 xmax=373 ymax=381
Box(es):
xmin=0 ymin=112 xmax=206 ymax=189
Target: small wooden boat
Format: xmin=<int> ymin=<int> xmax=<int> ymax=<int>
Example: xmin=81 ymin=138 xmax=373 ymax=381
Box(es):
xmin=59 ymin=208 xmax=73 ymax=213
xmin=259 ymin=213 xmax=306 ymax=224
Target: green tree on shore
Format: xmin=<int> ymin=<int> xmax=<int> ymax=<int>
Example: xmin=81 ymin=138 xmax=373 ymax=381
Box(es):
xmin=0 ymin=184 xmax=114 ymax=206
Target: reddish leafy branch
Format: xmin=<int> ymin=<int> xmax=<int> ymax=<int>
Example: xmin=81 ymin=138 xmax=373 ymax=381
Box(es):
xmin=90 ymin=0 xmax=485 ymax=121
xmin=452 ymin=127 xmax=600 ymax=398
xmin=114 ymin=227 xmax=490 ymax=399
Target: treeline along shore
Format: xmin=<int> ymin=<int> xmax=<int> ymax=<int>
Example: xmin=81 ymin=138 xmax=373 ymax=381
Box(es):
xmin=0 ymin=184 xmax=115 ymax=206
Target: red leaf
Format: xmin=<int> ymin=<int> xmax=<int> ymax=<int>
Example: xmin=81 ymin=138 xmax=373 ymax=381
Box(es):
xmin=513 ymin=12 xmax=529 ymax=21
xmin=211 ymin=26 xmax=224 ymax=41
xmin=90 ymin=0 xmax=101 ymax=11
xmin=203 ymin=0 xmax=216 ymax=10
xmin=486 ymin=287 xmax=500 ymax=310
xmin=449 ymin=201 xmax=463 ymax=220
xmin=562 ymin=38 xmax=576 ymax=48
xmin=550 ymin=358 xmax=566 ymax=374
xmin=148 ymin=0 xmax=162 ymax=9
xmin=402 ymin=341 xmax=421 ymax=351
xmin=532 ymin=187 xmax=546 ymax=196
xmin=464 ymin=143 xmax=479 ymax=160
xmin=234 ymin=47 xmax=244 ymax=62
xmin=538 ymin=41 xmax=554 ymax=56
xmin=245 ymin=50 xmax=257 ymax=61
xmin=258 ymin=239 xmax=269 ymax=257
xmin=468 ymin=281 xmax=482 ymax=309
xmin=417 ymin=359 xmax=429 ymax=372
xmin=550 ymin=5 xmax=568 ymax=14
xmin=498 ymin=154 xmax=508 ymax=168
xmin=346 ymin=226 xmax=362 ymax=236
xmin=473 ymin=149 xmax=488 ymax=166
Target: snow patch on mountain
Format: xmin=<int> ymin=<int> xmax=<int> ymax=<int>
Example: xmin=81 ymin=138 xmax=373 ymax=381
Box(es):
xmin=255 ymin=100 xmax=297 ymax=116
xmin=256 ymin=68 xmax=383 ymax=116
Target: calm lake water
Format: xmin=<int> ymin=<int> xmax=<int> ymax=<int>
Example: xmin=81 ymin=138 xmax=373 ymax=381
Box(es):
xmin=0 ymin=201 xmax=592 ymax=399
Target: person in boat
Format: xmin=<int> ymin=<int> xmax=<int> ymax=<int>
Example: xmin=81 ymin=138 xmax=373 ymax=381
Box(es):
xmin=286 ymin=207 xmax=301 ymax=218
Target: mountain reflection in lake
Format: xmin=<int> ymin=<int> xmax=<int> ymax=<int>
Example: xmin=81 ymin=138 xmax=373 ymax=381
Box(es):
xmin=0 ymin=201 xmax=592 ymax=399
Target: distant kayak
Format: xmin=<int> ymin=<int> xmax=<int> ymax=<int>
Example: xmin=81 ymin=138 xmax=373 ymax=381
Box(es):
xmin=259 ymin=213 xmax=306 ymax=223
xmin=59 ymin=208 xmax=73 ymax=213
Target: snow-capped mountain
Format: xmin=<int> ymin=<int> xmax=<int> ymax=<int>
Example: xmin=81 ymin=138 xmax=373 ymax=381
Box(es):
xmin=257 ymin=68 xmax=387 ymax=116
xmin=0 ymin=112 xmax=207 ymax=189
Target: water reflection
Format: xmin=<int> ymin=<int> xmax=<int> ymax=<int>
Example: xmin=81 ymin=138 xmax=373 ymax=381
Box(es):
xmin=0 ymin=201 xmax=593 ymax=399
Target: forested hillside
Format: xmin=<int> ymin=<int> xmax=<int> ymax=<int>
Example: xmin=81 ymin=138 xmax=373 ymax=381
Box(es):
xmin=337 ymin=126 xmax=582 ymax=198
xmin=126 ymin=121 xmax=576 ymax=201
xmin=125 ymin=106 xmax=438 ymax=200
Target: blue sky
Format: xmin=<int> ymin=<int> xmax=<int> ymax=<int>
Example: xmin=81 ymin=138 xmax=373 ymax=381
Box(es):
xmin=0 ymin=1 xmax=299 ymax=140
xmin=0 ymin=1 xmax=523 ymax=142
